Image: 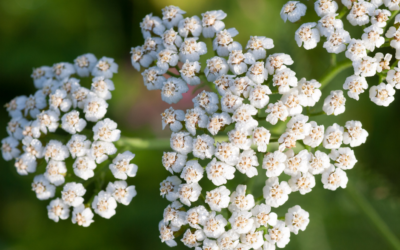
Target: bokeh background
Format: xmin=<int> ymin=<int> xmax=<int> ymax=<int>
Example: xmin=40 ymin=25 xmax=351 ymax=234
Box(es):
xmin=1 ymin=0 xmax=400 ymax=249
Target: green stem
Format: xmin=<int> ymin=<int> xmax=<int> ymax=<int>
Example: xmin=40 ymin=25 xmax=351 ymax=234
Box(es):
xmin=308 ymin=111 xmax=326 ymax=117
xmin=320 ymin=60 xmax=353 ymax=89
xmin=346 ymin=183 xmax=400 ymax=250
xmin=337 ymin=7 xmax=349 ymax=19
xmin=115 ymin=137 xmax=171 ymax=150
xmin=166 ymin=71 xmax=180 ymax=78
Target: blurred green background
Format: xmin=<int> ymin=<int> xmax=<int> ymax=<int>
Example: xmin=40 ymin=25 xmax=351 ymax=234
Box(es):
xmin=1 ymin=0 xmax=400 ymax=249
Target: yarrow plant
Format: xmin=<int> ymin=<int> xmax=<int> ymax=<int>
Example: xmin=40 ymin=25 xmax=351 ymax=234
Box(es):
xmin=131 ymin=5 xmax=371 ymax=249
xmin=2 ymin=54 xmax=138 ymax=226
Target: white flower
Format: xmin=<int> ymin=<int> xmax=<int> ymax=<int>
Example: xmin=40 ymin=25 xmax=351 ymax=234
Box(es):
xmin=303 ymin=121 xmax=324 ymax=148
xmin=164 ymin=203 xmax=185 ymax=231
xmin=246 ymin=36 xmax=274 ymax=60
xmin=44 ymin=160 xmax=67 ymax=186
xmin=185 ymin=107 xmax=209 ymax=135
xmin=7 ymin=117 xmax=27 ymax=140
xmin=323 ymin=29 xmax=351 ymax=53
xmin=323 ymin=123 xmax=344 ymax=149
xmin=21 ymin=121 xmax=41 ymax=139
xmin=353 ymin=56 xmax=378 ymax=77
xmin=83 ymin=94 xmax=108 ymax=122
xmin=203 ymin=211 xmax=228 ymax=238
xmin=162 ymin=5 xmax=186 ymax=29
xmin=91 ymin=76 xmax=115 ymax=100
xmin=159 ymin=222 xmax=178 ymax=247
xmin=14 ymin=154 xmax=37 ymax=175
xmin=323 ymin=90 xmax=346 ymax=116
xmin=266 ymin=101 xmax=289 ymax=125
xmin=23 ymin=92 xmax=47 ymax=118
xmin=286 ymin=114 xmax=311 ymax=140
xmin=5 ymin=96 xmax=26 ymax=118
xmin=253 ymin=127 xmax=271 ymax=153
xmin=263 ymin=177 xmax=291 ymax=208
xmin=265 ymin=221 xmax=291 ymax=248
xmin=249 ymin=85 xmax=272 ymax=109
xmin=32 ymin=174 xmax=56 ymax=200
xmin=179 ymin=38 xmax=207 ymax=62
xmin=281 ymin=1 xmax=307 ymax=23
xmin=61 ymin=110 xmax=87 ymax=134
xmin=343 ymin=120 xmax=368 ymax=147
xmin=47 ymin=198 xmax=69 ymax=222
xmin=93 ymin=118 xmax=121 ymax=142
xmin=92 ymin=57 xmax=118 ymax=79
xmin=236 ymin=149 xmax=259 ymax=177
xmin=289 ymin=172 xmax=316 ymax=195
xmin=178 ymin=182 xmax=202 ymax=206
xmin=295 ymin=22 xmax=320 ymax=50
xmin=72 ymin=204 xmax=94 ymax=227
xmin=2 ymin=136 xmax=20 ymax=161
xmin=230 ymin=76 xmax=255 ymax=98
xmin=371 ymin=9 xmax=391 ymax=27
xmin=346 ymin=39 xmax=367 ymax=61
xmin=106 ymin=181 xmax=137 ymax=205
xmin=201 ymin=10 xmax=226 ymax=38
xmin=193 ymin=91 xmax=219 ymax=115
xmin=181 ymin=229 xmax=205 ymax=248
xmin=31 ymin=66 xmax=52 ymax=88
xmin=73 ymin=156 xmax=97 ymax=180
xmin=142 ymin=67 xmax=166 ymax=91
xmin=74 ymin=53 xmax=97 ymax=77
xmin=246 ymin=62 xmax=268 ymax=84
xmin=375 ymin=53 xmax=392 ymax=72
xmin=161 ymin=77 xmax=189 ymax=104
xmin=228 ymin=50 xmax=255 ymax=75
xmin=229 ymin=185 xmax=255 ymax=212
xmin=221 ymin=91 xmax=243 ymax=113
xmin=162 ymin=107 xmax=185 ymax=132
xmin=43 ymin=140 xmax=69 ymax=162
xmin=206 ymin=186 xmax=230 ymax=212
xmin=215 ymin=142 xmax=240 ymax=165
xmin=229 ymin=211 xmax=254 ymax=234
xmin=160 ymin=176 xmax=182 ymax=202
xmin=240 ymin=229 xmax=264 ymax=249
xmin=186 ymin=205 xmax=209 ymax=229
xmin=180 ymin=60 xmax=201 ymax=86
xmin=213 ymin=28 xmax=242 ymax=57
xmin=130 ymin=46 xmax=146 ymax=71
xmin=308 ymin=150 xmax=330 ymax=175
xmin=369 ymin=83 xmax=395 ymax=106
xmin=252 ymin=203 xmax=278 ymax=227
xmin=193 ymin=134 xmax=215 ymax=159
xmin=72 ymin=87 xmax=90 ymax=109
xmin=284 ymin=149 xmax=309 ymax=176
xmin=67 ymin=134 xmax=91 ymax=158
xmin=170 ymin=132 xmax=193 ymax=155
xmin=343 ymin=75 xmax=368 ymax=100
xmin=262 ymin=241 xmax=276 ymax=250
xmin=140 ymin=13 xmax=165 ymax=38
xmin=232 ymin=104 xmax=258 ymax=130
xmin=281 ymin=89 xmax=305 ymax=116
xmin=362 ymin=25 xmax=384 ymax=51
xmin=314 ymin=0 xmax=338 ymax=17
xmin=347 ymin=0 xmax=375 ymax=26
xmin=297 ymin=78 xmax=322 ymax=107
xmin=208 ymin=112 xmax=232 ymax=135
xmin=278 ymin=132 xmax=298 ymax=152
xmin=162 ymin=152 xmax=187 ymax=174
xmin=52 ymin=62 xmax=75 ymax=80
xmin=321 ymin=165 xmax=348 ymax=190
xmin=178 ymin=15 xmax=202 ymax=37
xmin=266 ymin=53 xmax=294 ymax=75
xmin=181 ymin=160 xmax=204 ymax=184
xmin=317 ymin=13 xmax=344 ymax=37
xmin=34 ymin=110 xmax=59 ymax=135
xmin=273 ymin=68 xmax=298 ymax=94
xmin=62 ymin=182 xmax=86 ymax=207
xmin=205 ymin=57 xmax=229 ymax=82
xmin=109 ymin=151 xmax=138 ymax=180
xmin=217 ymin=230 xmax=240 ymax=249
xmin=263 ymin=151 xmax=287 ymax=178
xmin=384 ymin=0 xmax=400 ymax=10
xmin=285 ymin=205 xmax=309 ymax=235
xmin=157 ymin=49 xmax=179 ymax=73
xmin=89 ymin=141 xmax=117 ymax=164
xmin=92 ymin=191 xmax=117 ymax=219
xmin=329 ymin=147 xmax=358 ymax=170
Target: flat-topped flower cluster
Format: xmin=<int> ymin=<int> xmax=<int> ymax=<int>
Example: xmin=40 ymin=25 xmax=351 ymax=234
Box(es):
xmin=282 ymin=0 xmax=400 ymax=107
xmin=131 ymin=6 xmax=368 ymax=249
xmin=2 ymin=54 xmax=137 ymax=226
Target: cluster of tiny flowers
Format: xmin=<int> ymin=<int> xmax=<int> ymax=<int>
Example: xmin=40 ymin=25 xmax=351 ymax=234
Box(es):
xmin=282 ymin=0 xmax=400 ymax=107
xmin=2 ymin=54 xmax=138 ymax=226
xmin=131 ymin=6 xmax=369 ymax=249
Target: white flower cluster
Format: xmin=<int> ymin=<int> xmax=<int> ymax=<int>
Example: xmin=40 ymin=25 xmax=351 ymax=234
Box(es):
xmin=2 ymin=54 xmax=137 ymax=226
xmin=282 ymin=0 xmax=400 ymax=107
xmin=131 ymin=6 xmax=369 ymax=249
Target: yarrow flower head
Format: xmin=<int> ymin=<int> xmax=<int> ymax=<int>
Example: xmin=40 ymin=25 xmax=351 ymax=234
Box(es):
xmin=2 ymin=54 xmax=138 ymax=227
